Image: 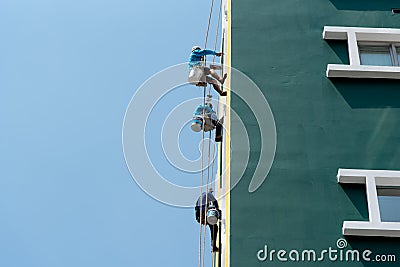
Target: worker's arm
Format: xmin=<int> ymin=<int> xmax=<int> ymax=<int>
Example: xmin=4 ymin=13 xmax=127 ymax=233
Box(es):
xmin=193 ymin=105 xmax=205 ymax=116
xmin=207 ymin=193 xmax=219 ymax=210
xmin=195 ymin=207 xmax=200 ymax=222
xmin=204 ymin=105 xmax=213 ymax=115
xmin=213 ymin=200 xmax=219 ymax=210
xmin=197 ymin=49 xmax=223 ymax=57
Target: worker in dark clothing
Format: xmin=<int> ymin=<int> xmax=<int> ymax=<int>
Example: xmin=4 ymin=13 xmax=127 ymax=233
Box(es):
xmin=188 ymin=46 xmax=227 ymax=96
xmin=195 ymin=188 xmax=221 ymax=252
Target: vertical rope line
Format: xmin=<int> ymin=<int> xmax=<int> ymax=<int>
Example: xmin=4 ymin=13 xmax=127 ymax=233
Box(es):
xmin=204 ymin=0 xmax=215 ymax=50
xmin=210 ymin=0 xmax=223 ymax=188
xmin=202 ymin=91 xmax=211 ymax=267
xmin=212 ymin=0 xmax=223 ymax=64
xmin=199 ymin=0 xmax=218 ymax=265
xmin=198 ymin=223 xmax=203 ymax=267
xmin=205 ymin=131 xmax=214 ymax=264
xmin=204 ymin=0 xmax=215 ymax=74
xmin=209 ymin=0 xmax=222 ymax=97
xmin=203 ymin=112 xmax=214 ymax=265
xmin=210 ymin=2 xmax=224 ymax=261
xmin=199 ymin=85 xmax=208 ymax=267
xmin=210 ymin=119 xmax=218 ymax=199
xmin=198 ymin=147 xmax=203 ymax=267
xmin=206 ymin=130 xmax=213 ymax=196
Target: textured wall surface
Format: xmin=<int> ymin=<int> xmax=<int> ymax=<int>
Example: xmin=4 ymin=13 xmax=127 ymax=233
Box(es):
xmin=230 ymin=1 xmax=400 ymax=266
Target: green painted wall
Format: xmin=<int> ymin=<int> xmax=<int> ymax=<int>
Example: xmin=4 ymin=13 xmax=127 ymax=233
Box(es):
xmin=230 ymin=0 xmax=400 ymax=266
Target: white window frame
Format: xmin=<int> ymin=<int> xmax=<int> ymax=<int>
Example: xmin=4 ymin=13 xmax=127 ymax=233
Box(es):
xmin=323 ymin=26 xmax=400 ymax=79
xmin=359 ymin=43 xmax=400 ymax=66
xmin=338 ymin=168 xmax=400 ymax=237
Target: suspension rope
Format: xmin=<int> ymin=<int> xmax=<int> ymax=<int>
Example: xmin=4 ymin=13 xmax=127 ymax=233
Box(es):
xmin=204 ymin=0 xmax=215 ymax=50
xmin=210 ymin=0 xmax=224 ymax=263
xmin=208 ymin=0 xmax=223 ymax=195
xmin=207 ymin=3 xmax=222 ymax=105
xmin=202 ymin=130 xmax=213 ymax=267
xmin=198 ymin=0 xmax=223 ymax=265
xmin=198 ymin=85 xmax=207 ymax=267
xmin=198 ymin=0 xmax=214 ymax=262
xmin=210 ymin=0 xmax=223 ymax=199
xmin=208 ymin=0 xmax=223 ymax=97
xmin=212 ymin=0 xmax=223 ymax=63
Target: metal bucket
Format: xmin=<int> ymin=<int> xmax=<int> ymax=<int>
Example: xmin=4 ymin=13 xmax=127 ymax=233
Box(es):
xmin=207 ymin=209 xmax=220 ymax=225
xmin=191 ymin=118 xmax=203 ymax=132
xmin=188 ymin=67 xmax=205 ymax=85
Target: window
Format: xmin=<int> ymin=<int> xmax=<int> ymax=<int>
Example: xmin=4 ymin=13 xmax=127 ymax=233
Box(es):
xmin=337 ymin=168 xmax=400 ymax=237
xmin=359 ymin=45 xmax=394 ymax=66
xmin=397 ymin=46 xmax=400 ymax=64
xmin=359 ymin=44 xmax=400 ymax=66
xmin=378 ymin=187 xmax=400 ymax=222
xmin=392 ymin=8 xmax=400 ymax=14
xmin=323 ymin=26 xmax=400 ymax=79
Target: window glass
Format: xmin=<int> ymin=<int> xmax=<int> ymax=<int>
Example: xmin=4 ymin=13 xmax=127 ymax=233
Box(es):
xmin=397 ymin=47 xmax=400 ymax=66
xmin=359 ymin=46 xmax=392 ymax=66
xmin=377 ymin=187 xmax=400 ymax=222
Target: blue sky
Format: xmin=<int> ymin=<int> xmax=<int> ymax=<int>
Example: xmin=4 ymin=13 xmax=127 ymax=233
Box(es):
xmin=0 ymin=0 xmax=221 ymax=266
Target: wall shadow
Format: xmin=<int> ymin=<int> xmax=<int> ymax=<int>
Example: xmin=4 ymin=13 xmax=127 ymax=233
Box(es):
xmin=329 ymin=0 xmax=399 ymax=11
xmin=341 ymin=184 xmax=369 ymax=220
xmin=340 ymin=186 xmax=399 ymax=266
xmin=331 ymin=78 xmax=400 ymax=109
xmin=328 ymin=40 xmax=349 ymax=65
xmin=346 ymin=236 xmax=399 ymax=266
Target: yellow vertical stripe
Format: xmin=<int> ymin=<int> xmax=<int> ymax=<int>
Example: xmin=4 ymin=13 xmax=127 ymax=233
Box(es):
xmin=216 ymin=1 xmax=231 ymax=266
xmin=224 ymin=0 xmax=231 ymax=266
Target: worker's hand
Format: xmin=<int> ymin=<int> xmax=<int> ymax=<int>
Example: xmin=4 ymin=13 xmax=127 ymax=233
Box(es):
xmin=216 ymin=52 xmax=223 ymax=57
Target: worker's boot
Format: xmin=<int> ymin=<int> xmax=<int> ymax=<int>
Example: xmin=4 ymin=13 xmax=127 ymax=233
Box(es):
xmin=220 ymin=73 xmax=228 ymax=84
xmin=212 ymin=245 xmax=219 ymax=253
xmin=215 ymin=123 xmax=222 ymax=142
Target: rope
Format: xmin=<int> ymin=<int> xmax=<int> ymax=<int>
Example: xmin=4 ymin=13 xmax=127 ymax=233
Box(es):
xmin=198 ymin=0 xmax=223 ymax=265
xmin=202 ymin=130 xmax=213 ymax=267
xmin=210 ymin=114 xmax=218 ymax=201
xmin=209 ymin=1 xmax=224 ymax=263
xmin=204 ymin=0 xmax=215 ymax=50
xmin=212 ymin=0 xmax=223 ymax=64
xmin=207 ymin=133 xmax=213 ymax=194
xmin=201 ymin=93 xmax=212 ymax=266
xmin=198 ymin=85 xmax=207 ymax=267
xmin=198 ymin=0 xmax=213 ymax=261
xmin=199 ymin=0 xmax=215 ymax=264
xmin=208 ymin=0 xmax=222 ymax=96
xmin=210 ymin=0 xmax=223 ymax=205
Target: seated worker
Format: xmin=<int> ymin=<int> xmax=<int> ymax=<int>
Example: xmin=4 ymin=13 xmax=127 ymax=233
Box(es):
xmin=188 ymin=46 xmax=227 ymax=96
xmin=195 ymin=188 xmax=221 ymax=253
xmin=191 ymin=102 xmax=223 ymax=142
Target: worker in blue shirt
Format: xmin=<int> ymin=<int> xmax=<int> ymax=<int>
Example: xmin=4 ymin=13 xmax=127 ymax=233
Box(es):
xmin=195 ymin=188 xmax=220 ymax=252
xmin=188 ymin=46 xmax=227 ymax=96
xmin=191 ymin=102 xmax=223 ymax=142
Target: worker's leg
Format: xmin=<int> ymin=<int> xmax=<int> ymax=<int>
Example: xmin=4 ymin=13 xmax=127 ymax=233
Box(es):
xmin=210 ymin=69 xmax=228 ymax=84
xmin=206 ymin=76 xmax=227 ymax=96
xmin=215 ymin=121 xmax=222 ymax=142
xmin=208 ymin=223 xmax=219 ymax=252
